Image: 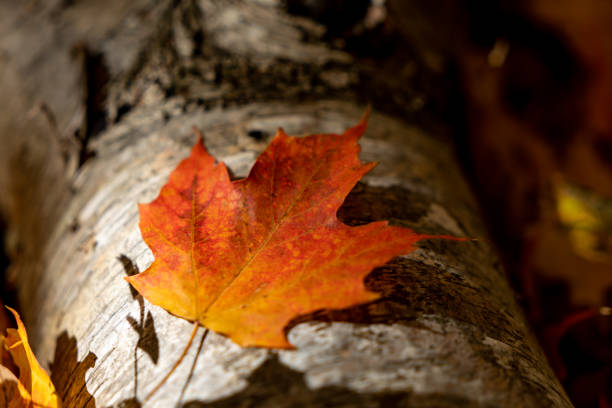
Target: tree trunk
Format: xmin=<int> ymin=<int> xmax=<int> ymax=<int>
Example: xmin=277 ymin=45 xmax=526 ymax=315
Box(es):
xmin=0 ymin=1 xmax=572 ymax=407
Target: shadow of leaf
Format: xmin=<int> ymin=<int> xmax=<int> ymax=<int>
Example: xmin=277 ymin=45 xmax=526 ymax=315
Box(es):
xmin=126 ymin=310 xmax=159 ymax=364
xmin=115 ymin=397 xmax=142 ymax=408
xmin=120 ymin=254 xmax=160 ymax=365
xmin=118 ymin=254 xmax=140 ymax=299
xmin=180 ymin=356 xmax=412 ymax=408
xmin=50 ymin=331 xmax=97 ymax=408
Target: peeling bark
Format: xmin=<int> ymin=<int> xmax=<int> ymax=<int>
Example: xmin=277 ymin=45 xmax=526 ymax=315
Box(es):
xmin=0 ymin=1 xmax=572 ymax=407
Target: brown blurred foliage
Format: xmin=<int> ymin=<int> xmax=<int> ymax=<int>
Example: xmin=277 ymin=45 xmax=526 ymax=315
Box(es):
xmin=0 ymin=299 xmax=9 ymax=334
xmin=387 ymin=0 xmax=612 ymax=406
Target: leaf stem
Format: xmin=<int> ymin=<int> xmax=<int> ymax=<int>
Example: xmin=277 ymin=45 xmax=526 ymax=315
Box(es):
xmin=175 ymin=329 xmax=209 ymax=408
xmin=144 ymin=321 xmax=199 ymax=403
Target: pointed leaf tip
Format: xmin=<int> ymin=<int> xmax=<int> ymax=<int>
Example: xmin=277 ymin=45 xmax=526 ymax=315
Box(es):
xmin=275 ymin=128 xmax=288 ymax=139
xmin=360 ymin=105 xmax=371 ymax=125
xmin=343 ymin=107 xmax=371 ymax=142
xmin=192 ymin=126 xmax=204 ymax=143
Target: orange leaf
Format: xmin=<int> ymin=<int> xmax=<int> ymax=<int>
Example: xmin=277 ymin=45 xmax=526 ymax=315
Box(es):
xmin=2 ymin=307 xmax=61 ymax=408
xmin=127 ymin=114 xmax=457 ymax=348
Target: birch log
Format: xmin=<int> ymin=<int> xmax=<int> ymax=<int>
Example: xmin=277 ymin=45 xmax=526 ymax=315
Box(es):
xmin=0 ymin=0 xmax=572 ymax=407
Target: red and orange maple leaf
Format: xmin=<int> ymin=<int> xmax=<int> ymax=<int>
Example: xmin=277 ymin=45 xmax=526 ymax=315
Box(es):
xmin=127 ymin=114 xmax=459 ymax=348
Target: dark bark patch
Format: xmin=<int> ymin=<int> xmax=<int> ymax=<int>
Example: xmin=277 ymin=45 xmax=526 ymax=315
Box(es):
xmin=247 ymin=129 xmax=267 ymax=141
xmin=285 ymin=0 xmax=370 ymax=36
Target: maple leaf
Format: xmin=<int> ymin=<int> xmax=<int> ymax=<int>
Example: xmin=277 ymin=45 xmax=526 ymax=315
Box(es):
xmin=1 ymin=307 xmax=61 ymax=408
xmin=127 ymin=114 xmax=459 ymax=348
